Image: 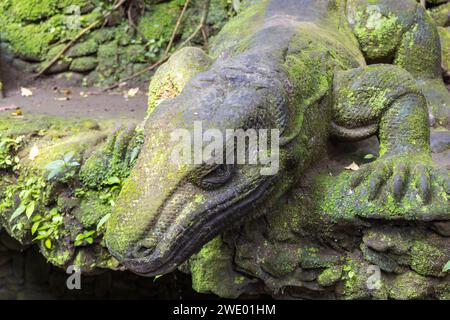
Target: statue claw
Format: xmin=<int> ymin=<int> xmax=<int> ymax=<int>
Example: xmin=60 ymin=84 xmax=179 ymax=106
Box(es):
xmin=350 ymin=154 xmax=450 ymax=204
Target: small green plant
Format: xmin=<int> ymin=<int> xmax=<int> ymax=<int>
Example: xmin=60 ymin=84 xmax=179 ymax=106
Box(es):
xmin=31 ymin=208 xmax=64 ymax=250
xmin=98 ymin=176 xmax=123 ymax=206
xmin=96 ymin=213 xmax=111 ymax=232
xmin=145 ymin=38 xmax=165 ymax=60
xmin=45 ymin=151 xmax=80 ymax=182
xmin=443 ymin=260 xmax=450 ymax=273
xmin=9 ymin=176 xmax=47 ymax=227
xmin=74 ymin=230 xmax=96 ymax=246
xmin=128 ymin=128 xmax=144 ymax=166
xmin=0 ymin=135 xmax=24 ymax=170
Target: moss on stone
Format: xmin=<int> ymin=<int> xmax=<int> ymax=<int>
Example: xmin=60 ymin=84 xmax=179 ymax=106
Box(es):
xmin=70 ymin=56 xmax=98 ymax=72
xmin=95 ymin=41 xmax=119 ymax=78
xmin=1 ymin=18 xmax=61 ymax=61
xmin=429 ymin=3 xmax=450 ymax=27
xmin=137 ymin=0 xmax=185 ymax=51
xmin=147 ymin=47 xmax=212 ymax=114
xmin=210 ymin=0 xmax=266 ymax=57
xmin=438 ymin=27 xmax=450 ymax=71
xmin=189 ymin=237 xmax=252 ymax=299
xmin=73 ymin=192 xmax=113 ymax=229
xmin=340 ymin=257 xmax=372 ymax=299
xmin=389 ymin=272 xmax=430 ymax=300
xmin=410 ymin=240 xmax=446 ymax=277
xmin=79 ymin=125 xmax=141 ymax=189
xmin=318 ymin=265 xmax=343 ymax=287
xmin=314 ymin=157 xmax=449 ymax=223
xmin=9 ymin=0 xmax=91 ymax=23
xmin=67 ymin=39 xmax=99 ymax=58
xmin=260 ymin=245 xmax=302 ymax=278
xmin=41 ymin=241 xmax=74 ymax=268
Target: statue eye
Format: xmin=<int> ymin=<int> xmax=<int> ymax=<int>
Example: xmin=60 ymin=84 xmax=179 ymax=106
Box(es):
xmin=197 ymin=164 xmax=234 ymax=190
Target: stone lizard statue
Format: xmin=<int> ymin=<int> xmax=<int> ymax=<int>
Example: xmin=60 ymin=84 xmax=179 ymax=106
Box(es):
xmin=104 ymin=0 xmax=450 ymax=279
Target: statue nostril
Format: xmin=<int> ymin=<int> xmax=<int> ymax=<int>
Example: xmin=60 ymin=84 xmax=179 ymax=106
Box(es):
xmin=132 ymin=241 xmax=155 ymax=259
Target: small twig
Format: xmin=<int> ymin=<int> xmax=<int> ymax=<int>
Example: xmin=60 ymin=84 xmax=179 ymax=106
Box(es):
xmin=164 ymin=0 xmax=191 ymax=56
xmin=177 ymin=0 xmax=210 ymax=49
xmin=35 ymin=0 xmax=128 ymax=78
xmin=201 ymin=26 xmax=209 ymax=52
xmin=127 ymin=2 xmax=148 ymax=42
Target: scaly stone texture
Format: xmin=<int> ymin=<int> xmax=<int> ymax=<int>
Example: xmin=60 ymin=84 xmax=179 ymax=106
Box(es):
xmin=0 ymin=0 xmax=449 ymax=300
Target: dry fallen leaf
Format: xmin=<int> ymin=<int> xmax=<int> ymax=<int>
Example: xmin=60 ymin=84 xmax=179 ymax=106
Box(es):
xmin=20 ymin=87 xmax=33 ymax=97
xmin=345 ymin=162 xmax=360 ymax=171
xmin=126 ymin=87 xmax=139 ymax=98
xmin=11 ymin=107 xmax=23 ymax=117
xmin=59 ymin=88 xmax=72 ymax=95
xmin=29 ymin=145 xmax=39 ymax=160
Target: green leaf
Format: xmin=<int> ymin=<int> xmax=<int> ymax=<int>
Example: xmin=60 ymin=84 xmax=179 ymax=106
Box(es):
xmin=97 ymin=213 xmax=111 ymax=231
xmin=45 ymin=160 xmax=65 ymax=171
xmin=86 ymin=238 xmax=94 ymax=244
xmin=68 ymin=161 xmax=80 ymax=167
xmin=44 ymin=238 xmax=52 ymax=249
xmin=34 ymin=234 xmax=46 ymax=241
xmin=110 ymin=185 xmax=120 ymax=193
xmin=129 ymin=148 xmax=139 ymax=164
xmin=47 ymin=169 xmax=60 ymax=180
xmin=75 ymin=234 xmax=85 ymax=241
xmin=106 ymin=176 xmax=121 ymax=185
xmin=31 ymin=214 xmax=42 ymax=222
xmin=232 ymin=0 xmax=241 ymax=12
xmin=19 ymin=189 xmax=30 ymax=199
xmin=52 ymin=215 xmax=63 ymax=223
xmin=85 ymin=230 xmax=95 ymax=237
xmin=9 ymin=205 xmax=26 ymax=222
xmin=64 ymin=151 xmax=75 ymax=163
xmin=25 ymin=201 xmax=36 ymax=219
xmin=31 ymin=221 xmax=40 ymax=235
xmin=443 ymin=260 xmax=450 ymax=273
xmin=363 ymin=154 xmax=376 ymax=160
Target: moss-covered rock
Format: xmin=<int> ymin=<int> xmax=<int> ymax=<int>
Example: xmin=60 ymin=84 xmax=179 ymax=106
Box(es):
xmin=438 ymin=27 xmax=450 ymax=72
xmin=189 ymin=237 xmax=254 ymax=299
xmin=70 ymin=56 xmax=98 ymax=72
xmin=318 ymin=265 xmax=343 ymax=287
xmin=429 ymin=3 xmax=450 ymax=27
xmin=67 ymin=39 xmax=98 ymax=58
xmin=388 ymin=272 xmax=431 ymax=300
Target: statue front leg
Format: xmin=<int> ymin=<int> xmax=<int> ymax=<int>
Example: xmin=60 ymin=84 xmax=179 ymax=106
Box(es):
xmin=332 ymin=64 xmax=449 ymax=206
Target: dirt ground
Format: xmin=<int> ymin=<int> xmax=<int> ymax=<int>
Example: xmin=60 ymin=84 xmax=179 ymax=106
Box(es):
xmin=0 ymin=60 xmax=148 ymax=122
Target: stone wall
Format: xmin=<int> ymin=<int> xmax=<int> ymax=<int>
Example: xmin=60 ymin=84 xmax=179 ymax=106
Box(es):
xmin=0 ymin=0 xmax=233 ymax=87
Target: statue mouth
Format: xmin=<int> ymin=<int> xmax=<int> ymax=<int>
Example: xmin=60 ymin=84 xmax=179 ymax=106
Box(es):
xmin=108 ymin=244 xmax=184 ymax=277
